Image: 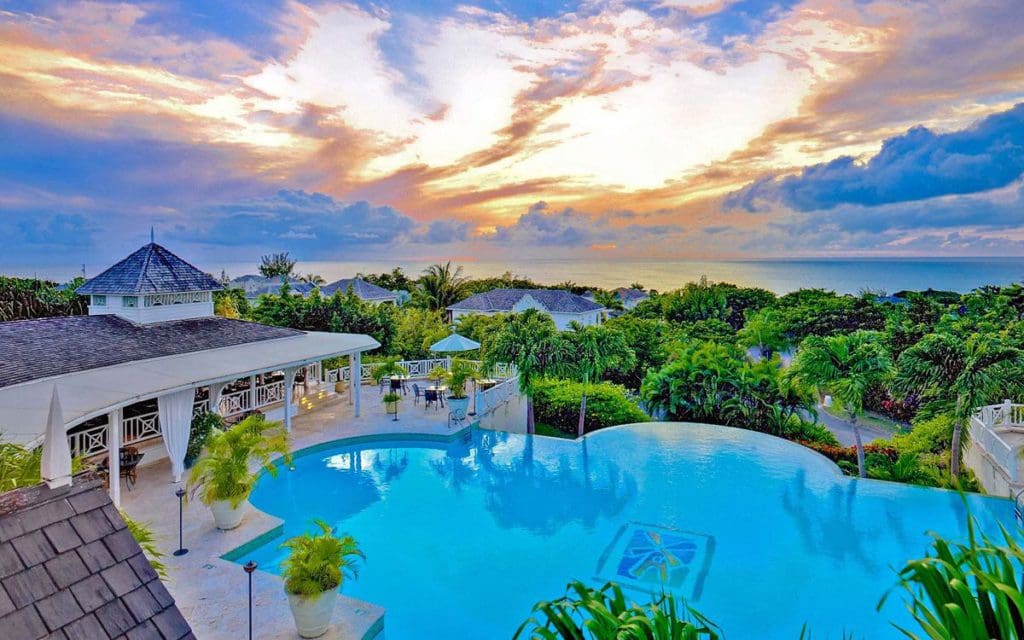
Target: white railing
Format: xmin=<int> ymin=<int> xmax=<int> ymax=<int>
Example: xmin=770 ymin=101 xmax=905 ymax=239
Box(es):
xmin=476 ymin=374 xmax=519 ymax=417
xmin=68 ymin=381 xmax=293 ymax=457
xmin=971 ymin=402 xmax=1024 ymax=483
xmin=324 ymin=358 xmax=515 ymax=385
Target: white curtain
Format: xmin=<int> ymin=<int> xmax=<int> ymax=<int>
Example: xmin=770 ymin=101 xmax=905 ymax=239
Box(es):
xmin=159 ymin=388 xmax=195 ymax=482
xmin=208 ymin=381 xmax=227 ymax=416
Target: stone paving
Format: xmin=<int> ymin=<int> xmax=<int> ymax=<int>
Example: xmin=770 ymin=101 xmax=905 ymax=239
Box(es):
xmin=120 ymin=384 xmax=466 ymax=639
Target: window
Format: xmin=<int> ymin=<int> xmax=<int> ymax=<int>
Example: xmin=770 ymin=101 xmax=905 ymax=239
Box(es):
xmin=123 ymin=296 xmax=138 ymax=308
xmin=91 ymin=295 xmax=106 ymax=307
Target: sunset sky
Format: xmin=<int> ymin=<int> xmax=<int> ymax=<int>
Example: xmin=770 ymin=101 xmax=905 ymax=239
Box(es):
xmin=1 ymin=0 xmax=1023 ymax=267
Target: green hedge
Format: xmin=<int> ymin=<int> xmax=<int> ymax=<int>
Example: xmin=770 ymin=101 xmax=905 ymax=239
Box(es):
xmin=532 ymin=379 xmax=650 ymax=435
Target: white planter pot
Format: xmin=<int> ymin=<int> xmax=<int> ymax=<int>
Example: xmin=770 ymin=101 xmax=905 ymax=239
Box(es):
xmin=209 ymin=499 xmax=249 ymax=530
xmin=287 ymin=590 xmax=338 ymax=638
xmin=447 ymin=396 xmax=470 ymax=419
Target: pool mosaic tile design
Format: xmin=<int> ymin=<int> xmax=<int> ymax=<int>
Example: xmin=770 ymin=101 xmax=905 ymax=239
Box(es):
xmin=596 ymin=522 xmax=714 ymax=599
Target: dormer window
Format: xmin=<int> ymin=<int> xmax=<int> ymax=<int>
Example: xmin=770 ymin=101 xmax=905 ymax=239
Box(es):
xmin=92 ymin=295 xmax=107 ymax=307
xmin=123 ymin=296 xmax=138 ymax=308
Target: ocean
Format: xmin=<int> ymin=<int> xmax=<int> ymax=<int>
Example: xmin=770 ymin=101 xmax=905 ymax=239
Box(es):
xmin=11 ymin=257 xmax=1024 ymax=296
xmin=250 ymin=257 xmax=1024 ymax=295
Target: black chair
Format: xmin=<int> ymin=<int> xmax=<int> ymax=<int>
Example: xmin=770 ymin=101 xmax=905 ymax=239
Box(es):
xmin=98 ymin=449 xmax=145 ymax=490
xmin=412 ymin=383 xmax=422 ymax=405
xmin=424 ymin=389 xmax=439 ymax=410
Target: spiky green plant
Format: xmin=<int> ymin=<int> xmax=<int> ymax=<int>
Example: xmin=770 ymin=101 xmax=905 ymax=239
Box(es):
xmin=880 ymin=515 xmax=1024 ymax=639
xmin=121 ymin=511 xmax=166 ymax=578
xmin=281 ymin=520 xmax=364 ymax=597
xmin=186 ymin=415 xmax=290 ymax=508
xmin=514 ymin=581 xmax=719 ymax=640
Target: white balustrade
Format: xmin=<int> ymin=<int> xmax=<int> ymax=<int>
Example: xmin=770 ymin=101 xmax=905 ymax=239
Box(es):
xmin=122 ymin=412 xmax=160 ymax=446
xmin=68 ymin=424 xmax=107 ymax=457
xmin=971 ymin=402 xmax=1024 ymax=484
xmin=477 ymin=374 xmax=519 ymax=417
xmin=323 ymin=359 xmax=513 ymax=386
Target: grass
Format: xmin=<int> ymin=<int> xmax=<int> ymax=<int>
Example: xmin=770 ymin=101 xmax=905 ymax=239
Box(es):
xmin=534 ymin=422 xmax=575 ymax=439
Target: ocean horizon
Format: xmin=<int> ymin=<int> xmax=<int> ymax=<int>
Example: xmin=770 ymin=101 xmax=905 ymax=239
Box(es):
xmin=10 ymin=256 xmax=1024 ymax=296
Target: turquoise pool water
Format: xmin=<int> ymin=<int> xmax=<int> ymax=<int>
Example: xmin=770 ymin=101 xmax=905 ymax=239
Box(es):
xmin=238 ymin=423 xmax=1016 ymax=639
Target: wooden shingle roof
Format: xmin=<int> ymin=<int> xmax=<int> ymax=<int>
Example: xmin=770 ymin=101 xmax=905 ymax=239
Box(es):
xmin=76 ymin=244 xmax=222 ymax=295
xmin=0 ymin=476 xmax=194 ymax=639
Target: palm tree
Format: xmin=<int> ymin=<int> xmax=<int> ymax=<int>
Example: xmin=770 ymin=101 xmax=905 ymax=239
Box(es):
xmin=298 ymin=273 xmax=325 ymax=285
xmin=788 ymin=331 xmax=892 ymax=478
xmin=737 ymin=309 xmax=790 ymax=360
xmin=564 ymin=323 xmax=634 ymax=436
xmin=418 ymin=262 xmax=468 ymax=311
xmin=895 ymin=333 xmax=1022 ymax=478
xmin=258 ymin=252 xmax=296 ymax=279
xmin=486 ymin=309 xmax=570 ymax=434
xmin=592 ymin=290 xmax=625 ymax=313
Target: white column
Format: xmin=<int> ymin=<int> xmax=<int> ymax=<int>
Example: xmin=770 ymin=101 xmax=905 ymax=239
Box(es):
xmin=208 ymin=381 xmax=226 ymax=416
xmin=351 ymin=352 xmax=362 ymax=417
xmin=108 ymin=408 xmax=122 ymax=507
xmin=248 ymin=374 xmax=258 ymax=412
xmin=283 ymin=367 xmax=298 ymax=432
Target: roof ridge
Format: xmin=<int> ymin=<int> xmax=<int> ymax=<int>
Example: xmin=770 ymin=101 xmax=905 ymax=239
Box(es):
xmin=136 ymin=243 xmax=155 ymax=293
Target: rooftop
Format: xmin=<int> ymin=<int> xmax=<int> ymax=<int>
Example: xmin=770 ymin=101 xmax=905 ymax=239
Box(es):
xmin=0 ymin=475 xmax=193 ymax=640
xmin=319 ymin=278 xmax=397 ymax=301
xmin=448 ymin=288 xmax=603 ymax=314
xmin=77 ymin=244 xmax=222 ymax=296
xmin=615 ymin=287 xmax=649 ymax=302
xmin=0 ymin=315 xmax=300 ymax=389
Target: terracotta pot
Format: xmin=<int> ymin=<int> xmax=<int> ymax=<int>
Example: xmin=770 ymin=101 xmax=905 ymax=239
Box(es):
xmin=209 ymin=499 xmax=249 ymax=530
xmin=287 ymin=589 xmax=338 ymax=638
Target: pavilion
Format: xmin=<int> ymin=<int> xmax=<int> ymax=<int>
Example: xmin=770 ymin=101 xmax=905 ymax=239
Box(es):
xmin=0 ymin=243 xmax=378 ymax=507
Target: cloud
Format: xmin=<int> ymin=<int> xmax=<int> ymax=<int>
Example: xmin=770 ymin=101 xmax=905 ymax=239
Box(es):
xmin=414 ymin=219 xmax=473 ymax=243
xmin=489 ymin=201 xmax=678 ymax=247
xmin=181 ymin=190 xmax=415 ymax=252
xmin=726 ymin=104 xmax=1024 ymax=212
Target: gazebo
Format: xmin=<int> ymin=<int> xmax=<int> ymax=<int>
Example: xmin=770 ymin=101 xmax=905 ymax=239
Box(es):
xmin=0 ymin=243 xmax=379 ymax=506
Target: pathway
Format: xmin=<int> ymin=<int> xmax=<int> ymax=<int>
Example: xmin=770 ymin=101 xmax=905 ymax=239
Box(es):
xmin=816 ymin=408 xmax=893 ymax=446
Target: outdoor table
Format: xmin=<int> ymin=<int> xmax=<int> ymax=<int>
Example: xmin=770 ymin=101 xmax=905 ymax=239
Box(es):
xmin=477 ymin=379 xmax=497 ymax=390
xmin=424 ymin=386 xmax=447 ymax=409
xmin=389 ymin=375 xmax=409 ymax=394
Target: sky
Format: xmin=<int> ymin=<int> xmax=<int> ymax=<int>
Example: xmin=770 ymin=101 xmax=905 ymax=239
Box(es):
xmin=1 ymin=0 xmax=1023 ymax=271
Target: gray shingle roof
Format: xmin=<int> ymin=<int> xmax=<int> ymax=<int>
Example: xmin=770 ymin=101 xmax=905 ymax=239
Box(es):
xmin=229 ymin=276 xmax=314 ymax=300
xmin=615 ymin=288 xmax=649 ymax=302
xmin=77 ymin=244 xmax=222 ymax=295
xmin=319 ymin=278 xmax=397 ymax=301
xmin=447 ymin=289 xmax=603 ymax=313
xmin=0 ymin=475 xmax=194 ymax=640
xmin=0 ymin=315 xmax=301 ymax=389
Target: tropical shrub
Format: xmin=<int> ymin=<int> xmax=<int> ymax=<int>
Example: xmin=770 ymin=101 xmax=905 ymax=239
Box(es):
xmin=0 ymin=276 xmax=87 ymax=321
xmin=0 ymin=440 xmax=44 ymax=491
xmin=281 ymin=520 xmax=364 ymax=596
xmin=891 ymin=414 xmax=955 ymax=456
xmin=121 ymin=512 xmax=166 ymax=578
xmin=514 ymin=580 xmax=719 ymax=640
xmin=370 ymin=357 xmax=408 ymax=384
xmin=187 ymin=415 xmax=291 ymax=507
xmin=185 ymin=411 xmax=223 ymax=468
xmin=798 ymin=441 xmax=899 ymax=466
xmin=532 ymin=379 xmax=649 ymax=435
xmin=392 ymin=307 xmax=449 ymax=360
xmin=882 ymin=515 xmax=1024 ymax=639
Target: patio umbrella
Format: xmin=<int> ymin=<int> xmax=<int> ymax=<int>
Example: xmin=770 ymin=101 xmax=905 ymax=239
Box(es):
xmin=41 ymin=385 xmax=72 ymax=489
xmin=429 ymin=332 xmax=481 ymax=353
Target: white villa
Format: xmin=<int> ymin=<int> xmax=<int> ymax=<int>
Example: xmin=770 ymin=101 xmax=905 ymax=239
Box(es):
xmin=965 ymin=400 xmax=1024 ymax=500
xmin=447 ymin=288 xmax=604 ymax=330
xmin=231 ymin=275 xmax=400 ymax=305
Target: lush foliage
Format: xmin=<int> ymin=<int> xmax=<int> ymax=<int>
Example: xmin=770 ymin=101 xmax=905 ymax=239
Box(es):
xmin=281 ymin=520 xmax=364 ymax=596
xmin=249 ymin=287 xmax=396 ymax=352
xmin=532 ymin=379 xmax=649 ymax=435
xmin=642 ymin=341 xmax=821 ymax=440
xmin=258 ymin=252 xmax=296 ymax=278
xmin=122 ymin=512 xmax=166 ymax=578
xmin=0 ymin=276 xmax=87 ymax=321
xmin=883 ymin=515 xmax=1024 ymax=639
xmin=514 ymin=581 xmax=719 ymax=640
xmin=392 ymin=307 xmax=449 ymax=359
xmin=185 ymin=411 xmax=223 ymax=468
xmin=445 ymin=358 xmax=479 ymax=399
xmin=187 ymin=415 xmax=291 ymax=507
xmin=416 ymin=261 xmax=469 ymax=310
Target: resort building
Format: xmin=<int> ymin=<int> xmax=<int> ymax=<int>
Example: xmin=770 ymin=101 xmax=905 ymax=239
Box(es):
xmin=318 ymin=278 xmax=400 ymax=304
xmin=614 ymin=287 xmax=649 ymax=310
xmin=231 ymin=275 xmax=400 ymax=305
xmin=447 ymin=288 xmax=604 ymax=330
xmin=0 ymin=243 xmax=379 ymax=507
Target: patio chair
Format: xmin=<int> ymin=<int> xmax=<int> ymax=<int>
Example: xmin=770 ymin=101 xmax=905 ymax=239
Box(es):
xmin=97 ymin=448 xmax=146 ymax=490
xmin=412 ymin=383 xmax=421 ymax=405
xmin=424 ymin=389 xmax=439 ymax=411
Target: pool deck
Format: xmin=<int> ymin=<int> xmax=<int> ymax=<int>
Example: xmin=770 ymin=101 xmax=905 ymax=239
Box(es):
xmin=120 ymin=385 xmax=468 ymax=639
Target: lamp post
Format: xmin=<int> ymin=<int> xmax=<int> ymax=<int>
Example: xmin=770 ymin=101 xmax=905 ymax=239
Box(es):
xmin=243 ymin=561 xmax=257 ymax=640
xmin=393 ymin=392 xmax=399 ymax=422
xmin=173 ymin=488 xmax=188 ymax=556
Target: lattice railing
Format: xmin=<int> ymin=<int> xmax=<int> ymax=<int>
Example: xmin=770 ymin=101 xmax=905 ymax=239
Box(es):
xmin=324 ymin=359 xmax=515 ymax=385
xmin=972 ymin=402 xmax=1024 ymax=483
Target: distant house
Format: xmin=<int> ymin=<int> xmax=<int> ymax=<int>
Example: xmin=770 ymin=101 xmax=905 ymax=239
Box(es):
xmin=319 ymin=278 xmax=400 ymax=305
xmin=229 ymin=275 xmax=314 ymax=302
xmin=447 ymin=289 xmax=604 ymax=330
xmin=614 ymin=287 xmax=649 ymax=310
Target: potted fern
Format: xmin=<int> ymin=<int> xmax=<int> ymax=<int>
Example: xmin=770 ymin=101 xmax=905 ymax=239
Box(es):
xmin=382 ymin=392 xmax=402 ymax=415
xmin=282 ymin=520 xmax=365 ymax=638
xmin=186 ymin=415 xmax=291 ymax=530
xmin=445 ymin=358 xmax=478 ymax=420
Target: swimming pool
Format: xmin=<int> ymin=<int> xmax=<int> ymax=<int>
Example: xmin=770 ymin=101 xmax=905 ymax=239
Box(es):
xmin=236 ymin=423 xmax=1015 ymax=639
